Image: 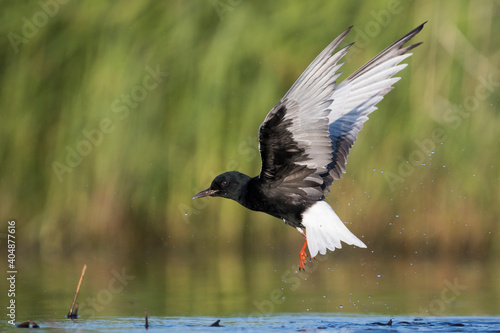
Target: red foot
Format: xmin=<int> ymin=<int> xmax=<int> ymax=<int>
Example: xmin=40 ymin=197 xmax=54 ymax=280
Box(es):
xmin=299 ymin=235 xmax=308 ymax=271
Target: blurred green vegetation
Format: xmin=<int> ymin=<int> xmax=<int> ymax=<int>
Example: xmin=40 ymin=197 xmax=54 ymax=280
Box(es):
xmin=0 ymin=0 xmax=499 ymax=268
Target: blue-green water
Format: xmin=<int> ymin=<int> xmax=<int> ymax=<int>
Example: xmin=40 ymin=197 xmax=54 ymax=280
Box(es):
xmin=1 ymin=256 xmax=498 ymax=331
xmin=1 ymin=315 xmax=499 ymax=332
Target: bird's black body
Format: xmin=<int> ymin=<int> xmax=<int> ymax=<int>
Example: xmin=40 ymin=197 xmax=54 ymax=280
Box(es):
xmin=193 ymin=23 xmax=425 ymax=268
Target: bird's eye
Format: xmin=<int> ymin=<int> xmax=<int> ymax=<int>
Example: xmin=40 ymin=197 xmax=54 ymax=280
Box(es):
xmin=221 ymin=180 xmax=228 ymax=187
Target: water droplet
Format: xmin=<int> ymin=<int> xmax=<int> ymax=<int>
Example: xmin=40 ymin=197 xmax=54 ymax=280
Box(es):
xmin=339 ymin=305 xmax=343 ymax=309
xmin=377 ymin=274 xmax=381 ymax=278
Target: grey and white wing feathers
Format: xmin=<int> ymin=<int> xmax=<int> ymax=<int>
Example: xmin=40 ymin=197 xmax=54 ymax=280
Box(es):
xmin=257 ymin=23 xmax=425 ymax=201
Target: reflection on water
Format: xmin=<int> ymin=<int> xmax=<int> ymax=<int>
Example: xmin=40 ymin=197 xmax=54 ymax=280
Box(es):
xmin=1 ymin=251 xmax=498 ymax=321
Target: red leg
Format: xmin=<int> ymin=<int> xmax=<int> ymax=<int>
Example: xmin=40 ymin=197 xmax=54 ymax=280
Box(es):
xmin=299 ymin=235 xmax=308 ymax=271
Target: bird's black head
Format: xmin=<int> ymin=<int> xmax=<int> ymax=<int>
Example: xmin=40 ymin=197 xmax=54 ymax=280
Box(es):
xmin=193 ymin=171 xmax=251 ymax=202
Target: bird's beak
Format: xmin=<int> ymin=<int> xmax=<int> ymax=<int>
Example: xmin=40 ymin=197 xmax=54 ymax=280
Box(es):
xmin=192 ymin=188 xmax=219 ymax=199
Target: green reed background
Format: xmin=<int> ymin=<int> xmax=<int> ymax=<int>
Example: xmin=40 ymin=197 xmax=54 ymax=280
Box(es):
xmin=1 ymin=1 xmax=499 ymax=265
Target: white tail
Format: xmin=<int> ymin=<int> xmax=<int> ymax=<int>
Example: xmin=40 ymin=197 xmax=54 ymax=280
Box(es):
xmin=301 ymin=201 xmax=366 ymax=257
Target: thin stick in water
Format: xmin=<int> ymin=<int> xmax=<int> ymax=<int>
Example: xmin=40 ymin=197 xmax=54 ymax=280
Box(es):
xmin=67 ymin=264 xmax=87 ymax=318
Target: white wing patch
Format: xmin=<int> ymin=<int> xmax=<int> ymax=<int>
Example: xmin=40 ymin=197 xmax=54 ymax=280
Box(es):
xmin=302 ymin=201 xmax=366 ymax=257
xmin=328 ymin=53 xmax=412 ymax=125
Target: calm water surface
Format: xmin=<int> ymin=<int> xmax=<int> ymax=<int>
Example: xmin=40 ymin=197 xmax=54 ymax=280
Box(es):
xmin=1 ymin=255 xmax=498 ymax=330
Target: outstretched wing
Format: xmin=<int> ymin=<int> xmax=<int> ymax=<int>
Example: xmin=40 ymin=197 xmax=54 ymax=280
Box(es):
xmin=326 ymin=23 xmax=424 ymax=181
xmin=258 ymin=27 xmax=353 ymax=201
xmin=258 ymin=23 xmax=425 ymax=202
